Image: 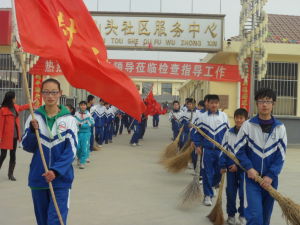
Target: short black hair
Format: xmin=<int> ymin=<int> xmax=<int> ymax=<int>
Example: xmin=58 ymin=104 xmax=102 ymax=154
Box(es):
xmin=173 ymin=100 xmax=180 ymax=105
xmin=42 ymin=78 xmax=61 ymax=91
xmin=186 ymin=98 xmax=196 ymax=104
xmin=255 ymin=88 xmax=276 ymax=102
xmin=87 ymin=95 xmax=95 ymax=103
xmin=79 ymin=101 xmax=87 ymax=106
xmin=203 ymin=94 xmax=210 ymax=102
xmin=198 ymin=100 xmax=205 ymax=107
xmin=207 ymin=94 xmax=219 ymax=102
xmin=234 ymin=108 xmax=248 ymax=119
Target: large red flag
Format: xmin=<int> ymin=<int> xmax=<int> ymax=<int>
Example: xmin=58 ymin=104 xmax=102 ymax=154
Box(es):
xmin=14 ymin=0 xmax=145 ymax=120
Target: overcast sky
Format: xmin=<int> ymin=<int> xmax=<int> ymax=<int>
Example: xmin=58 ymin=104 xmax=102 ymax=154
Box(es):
xmin=1 ymin=0 xmax=299 ymax=62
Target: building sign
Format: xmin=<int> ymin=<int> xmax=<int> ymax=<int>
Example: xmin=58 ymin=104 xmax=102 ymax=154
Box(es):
xmin=91 ymin=12 xmax=224 ymax=52
xmin=0 ymin=10 xmax=12 ymax=45
xmin=110 ymin=59 xmax=240 ymax=82
xmin=30 ymin=58 xmax=240 ymax=82
xmin=32 ymin=75 xmax=43 ymax=108
xmin=240 ymin=75 xmax=251 ymax=111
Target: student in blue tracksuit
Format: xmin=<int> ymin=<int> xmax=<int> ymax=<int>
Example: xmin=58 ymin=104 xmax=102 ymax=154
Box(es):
xmin=179 ymin=98 xmax=197 ymax=148
xmin=234 ymin=88 xmax=287 ymax=225
xmin=91 ymin=99 xmax=105 ymax=148
xmin=152 ymin=113 xmax=159 ymax=128
xmin=192 ymin=94 xmax=229 ymax=206
xmin=130 ymin=117 xmax=142 ymax=146
xmin=220 ymin=108 xmax=248 ymax=225
xmin=86 ymin=95 xmax=100 ymax=152
xmin=169 ymin=100 xmax=182 ymax=140
xmin=22 ymin=78 xmax=78 ymax=225
xmin=75 ymin=101 xmax=94 ymax=169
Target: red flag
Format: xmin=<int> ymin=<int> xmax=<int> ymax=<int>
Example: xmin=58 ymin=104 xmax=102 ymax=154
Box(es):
xmin=144 ymin=90 xmax=165 ymax=116
xmin=14 ymin=0 xmax=145 ymax=120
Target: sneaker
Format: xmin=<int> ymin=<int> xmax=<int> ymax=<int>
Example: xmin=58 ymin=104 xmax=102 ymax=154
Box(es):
xmin=238 ymin=216 xmax=246 ymax=225
xmin=79 ymin=164 xmax=85 ymax=169
xmin=131 ymin=143 xmax=137 ymax=147
xmin=227 ymin=216 xmax=236 ymax=225
xmin=203 ymin=196 xmax=212 ymax=206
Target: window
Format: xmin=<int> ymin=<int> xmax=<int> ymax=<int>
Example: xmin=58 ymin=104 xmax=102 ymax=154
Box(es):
xmin=142 ymin=82 xmax=153 ymax=95
xmin=161 ymin=83 xmax=172 ymax=95
xmin=255 ymin=62 xmax=298 ymax=116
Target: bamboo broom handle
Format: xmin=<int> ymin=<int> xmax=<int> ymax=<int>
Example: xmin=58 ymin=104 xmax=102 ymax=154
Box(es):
xmin=20 ymin=53 xmax=65 ymax=225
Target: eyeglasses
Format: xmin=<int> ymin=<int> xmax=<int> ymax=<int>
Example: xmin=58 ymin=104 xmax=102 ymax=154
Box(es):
xmin=42 ymin=91 xmax=60 ymax=96
xmin=257 ymin=100 xmax=273 ymax=105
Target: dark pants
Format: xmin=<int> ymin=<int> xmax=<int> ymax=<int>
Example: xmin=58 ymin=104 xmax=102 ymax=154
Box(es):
xmin=0 ymin=138 xmax=17 ymax=176
xmin=140 ymin=118 xmax=148 ymax=139
xmin=114 ymin=117 xmax=120 ymax=136
xmin=31 ymin=188 xmax=70 ymax=225
xmin=89 ymin=126 xmax=94 ymax=151
xmin=95 ymin=126 xmax=104 ymax=145
xmin=130 ymin=123 xmax=141 ymax=144
xmin=119 ymin=116 xmax=126 ymax=134
xmin=153 ymin=114 xmax=159 ymax=127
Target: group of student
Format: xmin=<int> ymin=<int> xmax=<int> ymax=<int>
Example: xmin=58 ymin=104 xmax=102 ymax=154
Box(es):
xmin=168 ymin=89 xmax=287 ymax=225
xmin=65 ymin=95 xmax=142 ymax=169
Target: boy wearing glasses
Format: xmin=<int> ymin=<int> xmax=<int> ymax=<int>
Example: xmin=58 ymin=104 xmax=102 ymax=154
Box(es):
xmin=234 ymin=88 xmax=287 ymax=225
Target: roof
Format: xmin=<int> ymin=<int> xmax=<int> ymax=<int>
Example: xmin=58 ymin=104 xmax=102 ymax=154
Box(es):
xmin=231 ymin=14 xmax=300 ymax=44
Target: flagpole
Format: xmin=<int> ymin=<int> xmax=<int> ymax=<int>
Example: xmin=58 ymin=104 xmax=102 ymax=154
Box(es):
xmin=19 ymin=52 xmax=65 ymax=225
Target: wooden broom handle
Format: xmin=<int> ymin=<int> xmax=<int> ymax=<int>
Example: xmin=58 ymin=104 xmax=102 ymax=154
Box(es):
xmin=20 ymin=53 xmax=65 ymax=225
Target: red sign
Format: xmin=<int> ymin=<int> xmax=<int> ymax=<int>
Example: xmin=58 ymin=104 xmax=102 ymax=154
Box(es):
xmin=240 ymin=60 xmax=251 ymax=111
xmin=110 ymin=59 xmax=241 ymax=82
xmin=30 ymin=58 xmax=240 ymax=82
xmin=32 ymin=75 xmax=43 ymax=108
xmin=0 ymin=10 xmax=12 ymax=45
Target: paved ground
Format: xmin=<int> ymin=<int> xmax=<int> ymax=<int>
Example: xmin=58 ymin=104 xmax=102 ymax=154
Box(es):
xmin=0 ymin=115 xmax=299 ymax=225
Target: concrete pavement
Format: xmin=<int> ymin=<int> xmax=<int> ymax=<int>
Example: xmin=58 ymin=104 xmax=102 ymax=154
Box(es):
xmin=0 ymin=115 xmax=299 ymax=225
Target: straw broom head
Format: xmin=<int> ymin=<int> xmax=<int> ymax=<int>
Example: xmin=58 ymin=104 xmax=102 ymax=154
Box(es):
xmin=180 ymin=154 xmax=202 ymax=208
xmin=180 ymin=174 xmax=202 ymax=208
xmin=207 ymin=173 xmax=226 ymax=225
xmin=164 ymin=143 xmax=194 ymax=173
xmin=160 ymin=127 xmax=183 ymax=164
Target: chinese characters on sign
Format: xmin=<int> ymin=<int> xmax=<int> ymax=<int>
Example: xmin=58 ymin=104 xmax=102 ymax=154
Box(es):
xmin=110 ymin=59 xmax=240 ymax=82
xmin=92 ymin=12 xmax=224 ymax=52
xmin=29 ymin=58 xmax=240 ymax=82
xmin=33 ymin=75 xmax=43 ymax=107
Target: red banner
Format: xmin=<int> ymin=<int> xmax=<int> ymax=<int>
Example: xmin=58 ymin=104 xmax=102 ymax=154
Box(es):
xmin=32 ymin=75 xmax=43 ymax=108
xmin=30 ymin=58 xmax=241 ymax=82
xmin=240 ymin=60 xmax=251 ymax=111
xmin=0 ymin=10 xmax=12 ymax=45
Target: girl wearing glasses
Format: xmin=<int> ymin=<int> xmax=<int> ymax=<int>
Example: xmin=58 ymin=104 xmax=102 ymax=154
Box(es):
xmin=22 ymin=78 xmax=78 ymax=225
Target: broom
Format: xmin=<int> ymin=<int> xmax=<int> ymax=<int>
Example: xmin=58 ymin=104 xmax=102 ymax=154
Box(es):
xmin=164 ymin=140 xmax=194 ymax=173
xmin=192 ymin=124 xmax=300 ymax=225
xmin=160 ymin=126 xmax=184 ymax=163
xmin=207 ymin=172 xmax=226 ymax=225
xmin=180 ymin=152 xmax=202 ymax=207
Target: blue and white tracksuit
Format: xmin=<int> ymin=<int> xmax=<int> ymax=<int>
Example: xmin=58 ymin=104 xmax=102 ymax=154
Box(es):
xmin=22 ymin=109 xmax=78 ymax=225
xmin=75 ymin=110 xmax=94 ymax=164
xmin=104 ymin=106 xmax=115 ymax=143
xmin=220 ymin=128 xmax=244 ymax=218
xmin=168 ymin=109 xmax=182 ymax=140
xmin=191 ymin=110 xmax=229 ymax=198
xmin=179 ymin=108 xmax=197 ymax=148
xmin=91 ymin=104 xmax=105 ymax=145
xmin=234 ymin=116 xmax=287 ymax=225
xmin=130 ymin=118 xmax=141 ymax=144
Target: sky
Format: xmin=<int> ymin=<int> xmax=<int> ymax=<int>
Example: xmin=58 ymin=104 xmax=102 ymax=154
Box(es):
xmin=1 ymin=0 xmax=300 ymax=62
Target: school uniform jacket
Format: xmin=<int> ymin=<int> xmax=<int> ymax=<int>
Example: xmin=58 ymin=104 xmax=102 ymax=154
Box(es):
xmin=75 ymin=110 xmax=95 ymax=133
xmin=91 ymin=104 xmax=106 ymax=127
xmin=234 ymin=116 xmax=287 ymax=180
xmin=22 ymin=110 xmax=78 ymax=189
xmin=192 ymin=110 xmax=229 ymax=149
xmin=219 ymin=128 xmax=238 ymax=168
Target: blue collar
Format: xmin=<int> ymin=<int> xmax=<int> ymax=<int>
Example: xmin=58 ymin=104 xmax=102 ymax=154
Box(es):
xmin=200 ymin=108 xmax=206 ymax=113
xmin=207 ymin=110 xmax=219 ymax=115
xmin=229 ymin=126 xmax=240 ymax=134
xmin=250 ymin=115 xmax=282 ymax=127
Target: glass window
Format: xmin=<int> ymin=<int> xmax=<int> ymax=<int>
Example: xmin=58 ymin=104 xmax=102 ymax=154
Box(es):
xmin=142 ymin=82 xmax=153 ymax=95
xmin=161 ymin=83 xmax=172 ymax=95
